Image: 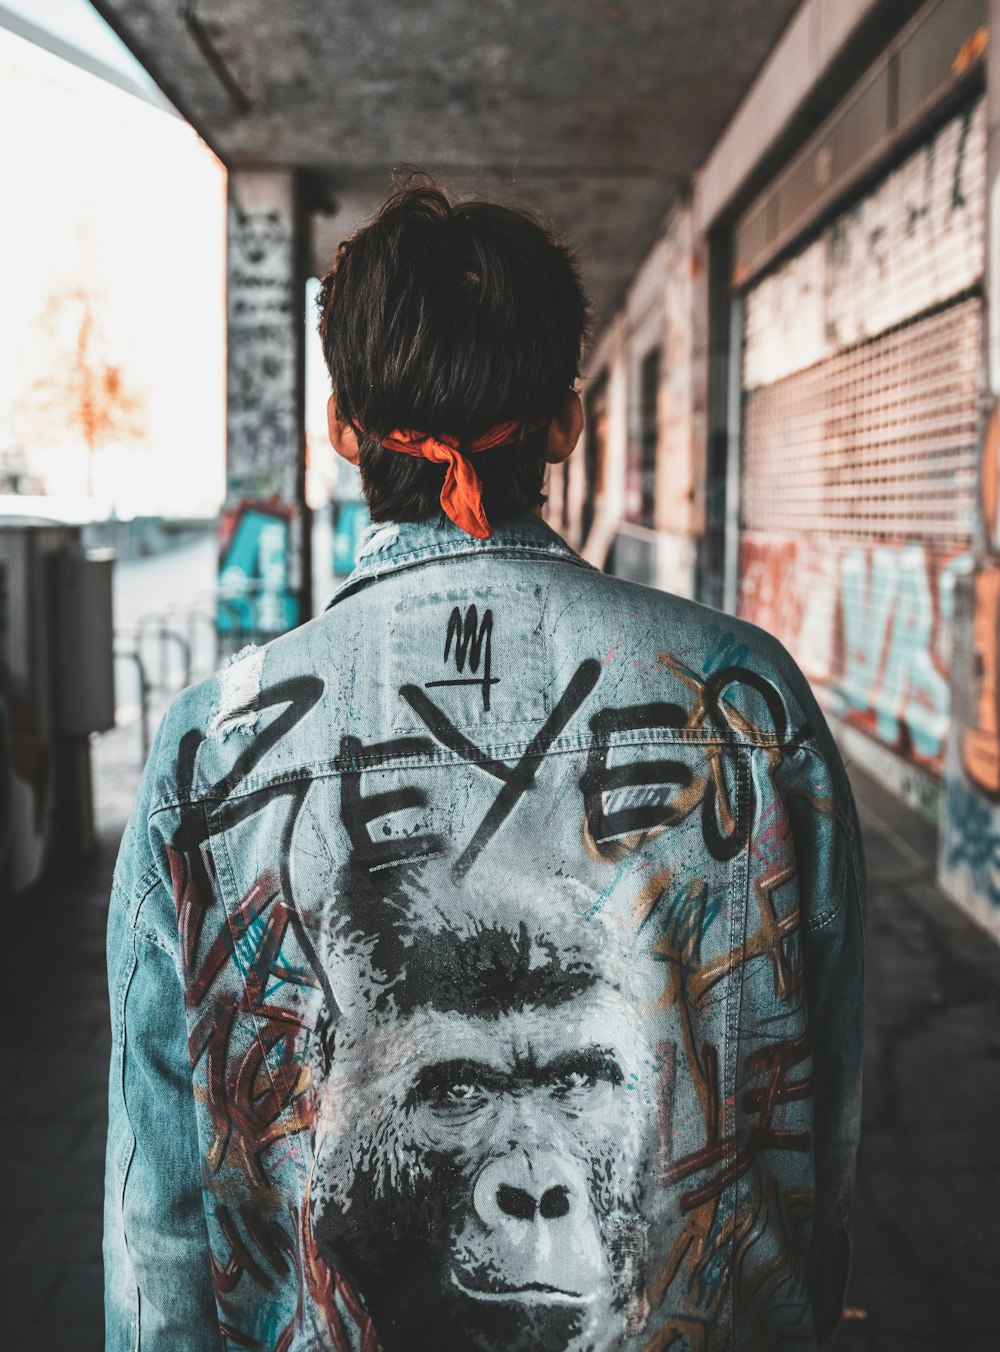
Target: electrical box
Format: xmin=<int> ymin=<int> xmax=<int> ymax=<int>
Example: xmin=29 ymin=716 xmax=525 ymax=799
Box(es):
xmin=0 ymin=519 xmax=85 ymax=893
xmin=52 ymin=548 xmax=116 ymax=736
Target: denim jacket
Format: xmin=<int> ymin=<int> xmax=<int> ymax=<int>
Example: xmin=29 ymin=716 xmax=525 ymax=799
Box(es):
xmin=105 ymin=511 xmax=865 ymax=1352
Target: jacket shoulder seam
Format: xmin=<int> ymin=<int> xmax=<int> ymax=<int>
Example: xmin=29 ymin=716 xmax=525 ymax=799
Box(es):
xmin=131 ymin=916 xmax=177 ymax=958
xmin=146 ymin=730 xmax=817 ymax=812
xmin=111 ymin=864 xmax=161 ymax=921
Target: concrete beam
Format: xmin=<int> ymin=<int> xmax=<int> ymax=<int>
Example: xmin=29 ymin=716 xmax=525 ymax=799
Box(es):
xmin=694 ymin=0 xmax=884 ymax=232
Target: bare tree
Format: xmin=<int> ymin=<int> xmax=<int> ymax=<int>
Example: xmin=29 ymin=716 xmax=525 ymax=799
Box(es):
xmin=22 ymin=287 xmax=145 ymax=497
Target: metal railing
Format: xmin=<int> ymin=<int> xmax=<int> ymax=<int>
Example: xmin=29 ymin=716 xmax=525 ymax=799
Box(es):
xmin=113 ymin=647 xmax=152 ymax=760
xmin=113 ymin=597 xmax=215 ymax=759
xmin=110 ymin=585 xmax=291 ymax=759
xmin=110 ymin=586 xmax=289 ymax=762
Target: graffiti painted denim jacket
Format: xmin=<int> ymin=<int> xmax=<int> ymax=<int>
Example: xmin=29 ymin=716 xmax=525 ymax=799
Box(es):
xmin=105 ymin=511 xmax=865 ymax=1352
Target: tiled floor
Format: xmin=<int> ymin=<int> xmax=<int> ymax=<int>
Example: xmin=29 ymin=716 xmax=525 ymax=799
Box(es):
xmin=3 ymin=746 xmax=999 ymax=1350
xmin=828 ymin=769 xmax=1000 ymax=1352
xmin=3 ymin=831 xmax=112 ymax=1350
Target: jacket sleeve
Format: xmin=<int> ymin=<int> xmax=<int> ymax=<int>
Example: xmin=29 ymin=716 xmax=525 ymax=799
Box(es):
xmin=104 ymin=718 xmax=221 ymax=1350
xmin=773 ymin=657 xmax=867 ymax=1348
xmin=800 ymin=776 xmax=866 ymax=1346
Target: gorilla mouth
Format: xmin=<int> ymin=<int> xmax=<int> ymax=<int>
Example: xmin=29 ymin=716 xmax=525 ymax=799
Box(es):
xmin=452 ymin=1274 xmax=595 ymax=1306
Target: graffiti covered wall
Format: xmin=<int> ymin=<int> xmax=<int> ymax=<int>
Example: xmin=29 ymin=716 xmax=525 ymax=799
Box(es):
xmin=939 ymin=547 xmax=1000 ymax=942
xmin=738 ymin=99 xmax=987 ymax=798
xmin=223 ymin=170 xmax=306 ymax=635
xmin=738 ymin=534 xmax=972 ymax=778
xmin=743 ymin=102 xmax=986 ymax=391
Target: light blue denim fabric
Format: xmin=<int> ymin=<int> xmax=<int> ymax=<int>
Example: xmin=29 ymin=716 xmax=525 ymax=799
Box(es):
xmin=105 ymin=511 xmax=865 ymax=1352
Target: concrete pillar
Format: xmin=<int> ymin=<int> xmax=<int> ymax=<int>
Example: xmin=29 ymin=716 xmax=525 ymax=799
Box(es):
xmin=219 ymin=168 xmax=310 ymax=643
xmin=938 ymin=1 xmax=1000 ymax=942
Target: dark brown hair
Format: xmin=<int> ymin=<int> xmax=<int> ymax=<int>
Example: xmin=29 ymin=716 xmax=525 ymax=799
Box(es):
xmin=317 ymin=185 xmax=589 ymax=525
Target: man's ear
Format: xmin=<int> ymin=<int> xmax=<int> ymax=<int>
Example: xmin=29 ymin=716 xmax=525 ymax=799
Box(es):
xmin=543 ymin=389 xmax=584 ymax=464
xmin=327 ymin=395 xmax=360 ymax=465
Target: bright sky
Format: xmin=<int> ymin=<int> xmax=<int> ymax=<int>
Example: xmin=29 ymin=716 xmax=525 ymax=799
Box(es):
xmin=0 ymin=9 xmax=227 ymax=517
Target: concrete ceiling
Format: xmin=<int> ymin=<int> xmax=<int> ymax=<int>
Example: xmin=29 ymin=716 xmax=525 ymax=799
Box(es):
xmin=91 ymin=0 xmax=804 ymax=326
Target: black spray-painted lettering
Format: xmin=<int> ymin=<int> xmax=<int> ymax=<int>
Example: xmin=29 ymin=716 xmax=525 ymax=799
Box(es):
xmin=335 ymin=733 xmax=445 ymax=871
xmin=580 ymin=703 xmax=694 ymax=856
xmin=402 ymin=658 xmax=601 ymax=878
xmin=425 ymin=604 xmax=499 ymax=712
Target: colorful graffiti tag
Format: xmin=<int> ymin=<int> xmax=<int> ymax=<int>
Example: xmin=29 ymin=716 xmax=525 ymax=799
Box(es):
xmin=331 ymin=500 xmax=370 ymax=577
xmin=218 ymin=499 xmax=299 ymax=637
xmin=939 ymin=561 xmax=1000 ymax=938
xmin=942 ymin=773 xmax=1000 ymax=913
xmin=961 ymin=565 xmax=1000 ymax=796
xmin=839 ymin=544 xmax=971 ymax=766
xmin=738 ymin=534 xmax=972 ymax=776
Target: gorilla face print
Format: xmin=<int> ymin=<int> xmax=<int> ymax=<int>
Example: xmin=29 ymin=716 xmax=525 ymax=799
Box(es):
xmin=306 ymin=871 xmax=659 ymax=1352
xmin=442 ymin=993 xmax=647 ymax=1343
xmin=166 ymin=650 xmax=822 ymax=1352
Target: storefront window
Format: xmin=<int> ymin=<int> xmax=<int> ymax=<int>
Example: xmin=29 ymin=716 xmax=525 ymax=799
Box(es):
xmin=582 ymin=371 xmax=608 ymax=541
xmin=625 ymin=346 xmax=660 ymax=529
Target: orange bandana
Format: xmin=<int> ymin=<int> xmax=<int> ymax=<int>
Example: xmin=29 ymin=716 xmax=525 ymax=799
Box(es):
xmin=379 ymin=421 xmax=524 ymax=539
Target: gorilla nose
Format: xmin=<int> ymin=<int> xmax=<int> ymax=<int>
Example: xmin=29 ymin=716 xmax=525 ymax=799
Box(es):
xmin=496 ymin=1183 xmax=570 ymax=1221
xmin=539 ymin=1185 xmax=571 ymax=1219
xmin=474 ymin=1153 xmax=581 ymax=1229
xmin=496 ymin=1184 xmax=537 ymax=1220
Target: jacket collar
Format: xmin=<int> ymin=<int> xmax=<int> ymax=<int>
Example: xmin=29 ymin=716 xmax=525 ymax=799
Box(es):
xmin=324 ymin=510 xmax=590 ymax=608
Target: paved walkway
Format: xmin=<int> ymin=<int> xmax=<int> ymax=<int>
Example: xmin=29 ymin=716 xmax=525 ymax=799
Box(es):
xmin=3 ymin=733 xmax=999 ymax=1349
xmin=828 ymin=767 xmax=1000 ymax=1352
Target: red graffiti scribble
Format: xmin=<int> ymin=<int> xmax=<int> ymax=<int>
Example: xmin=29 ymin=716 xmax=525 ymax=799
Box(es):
xmin=173 ymin=856 xmax=321 ymax=1184
xmin=661 ymin=1036 xmax=812 ymax=1211
xmin=300 ymin=1192 xmax=380 ymax=1352
xmin=749 ymin=798 xmax=790 ymax=869
xmin=213 ymin=1203 xmax=288 ymax=1294
xmin=169 ymin=854 xmax=372 ymax=1347
xmin=218 ymin=1322 xmax=264 ymax=1350
xmin=738 ymin=539 xmax=803 ymax=654
xmin=963 ymin=565 xmax=1000 ymax=796
xmin=168 ymin=841 xmax=216 ymax=987
xmin=214 ymin=1202 xmax=307 ymax=1352
xmin=187 ymin=990 xmax=314 ymax=1184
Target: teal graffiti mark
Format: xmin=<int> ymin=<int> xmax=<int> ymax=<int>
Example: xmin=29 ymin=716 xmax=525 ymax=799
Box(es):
xmin=839 ymin=545 xmax=971 ymax=763
xmin=701 ymin=623 xmax=751 ymax=677
xmin=839 ymin=547 xmax=895 ymax=713
xmin=219 ymin=506 xmax=297 ymax=636
xmin=332 ymin=500 xmax=371 ymax=576
xmin=944 ymin=777 xmax=1000 ymax=909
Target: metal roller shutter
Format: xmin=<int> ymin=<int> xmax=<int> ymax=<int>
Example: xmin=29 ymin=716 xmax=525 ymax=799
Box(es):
xmin=743 ymin=296 xmax=981 ymax=544
xmin=737 ymin=99 xmax=986 ymax=776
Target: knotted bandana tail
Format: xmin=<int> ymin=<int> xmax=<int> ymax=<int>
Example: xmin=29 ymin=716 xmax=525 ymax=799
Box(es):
xmin=379 ymin=420 xmax=525 ymax=539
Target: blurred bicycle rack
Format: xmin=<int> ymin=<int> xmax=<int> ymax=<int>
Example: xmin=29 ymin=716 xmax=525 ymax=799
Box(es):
xmin=113 ymin=585 xmax=278 ymax=759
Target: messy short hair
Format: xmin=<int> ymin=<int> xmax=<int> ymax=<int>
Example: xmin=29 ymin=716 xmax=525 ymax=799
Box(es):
xmin=317 ymin=185 xmax=589 ymax=525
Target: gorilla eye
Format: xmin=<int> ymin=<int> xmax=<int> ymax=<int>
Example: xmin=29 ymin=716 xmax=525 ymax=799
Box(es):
xmin=409 ymin=1059 xmax=507 ymax=1112
xmin=441 ymin=1080 xmax=485 ymax=1105
xmin=553 ymin=1070 xmax=592 ymax=1094
xmin=549 ymin=1053 xmax=623 ymax=1096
